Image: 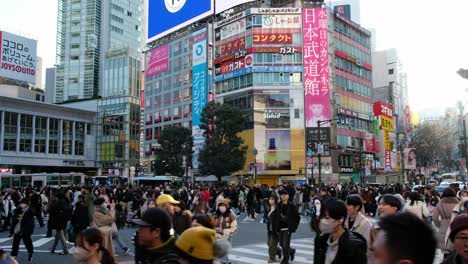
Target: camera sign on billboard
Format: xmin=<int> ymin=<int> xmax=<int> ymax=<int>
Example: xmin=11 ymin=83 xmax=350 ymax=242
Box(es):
xmin=0 ymin=31 xmax=37 ymax=84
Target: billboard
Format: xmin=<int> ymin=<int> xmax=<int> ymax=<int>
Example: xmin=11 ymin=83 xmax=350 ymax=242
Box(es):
xmin=334 ymin=5 xmax=351 ymax=20
xmin=191 ymin=28 xmax=208 ymax=171
xmin=404 ymin=148 xmax=417 ymax=170
xmin=0 ymin=31 xmax=37 ymax=84
xmin=147 ymin=0 xmax=213 ymax=42
xmin=405 ymin=105 xmax=411 ymax=132
xmin=255 ymin=130 xmax=291 ymax=170
xmin=373 ymin=102 xmax=393 ymax=119
xmin=146 ymin=44 xmax=169 ymax=78
xmin=364 ymin=132 xmax=376 ymax=153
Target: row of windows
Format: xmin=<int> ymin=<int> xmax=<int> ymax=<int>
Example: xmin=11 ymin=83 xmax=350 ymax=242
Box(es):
xmin=253 ymin=53 xmax=302 ymax=64
xmin=111 ymin=25 xmax=124 ymax=34
xmin=334 ymin=20 xmax=371 ymax=49
xmin=334 ymin=39 xmax=371 ymax=64
xmin=337 ymin=115 xmax=373 ymax=133
xmin=336 ymin=94 xmax=373 ymax=115
xmin=1 ymin=112 xmax=90 ymax=155
xmin=215 ymin=72 xmax=302 ymax=95
xmin=335 ymin=57 xmax=372 ymax=81
xmin=335 ymin=75 xmax=372 ymax=98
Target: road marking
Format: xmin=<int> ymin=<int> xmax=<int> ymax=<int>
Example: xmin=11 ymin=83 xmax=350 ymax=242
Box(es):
xmin=32 ymin=237 xmax=55 ymax=247
xmin=231 ymin=247 xmax=311 ymax=263
xmin=0 ymin=238 xmax=12 ymax=243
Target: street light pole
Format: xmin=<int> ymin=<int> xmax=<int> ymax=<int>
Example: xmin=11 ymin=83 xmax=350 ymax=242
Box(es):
xmin=253 ymin=148 xmax=258 ymax=184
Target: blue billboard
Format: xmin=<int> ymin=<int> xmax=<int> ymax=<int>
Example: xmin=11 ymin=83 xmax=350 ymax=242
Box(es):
xmin=147 ymin=0 xmax=213 ymax=42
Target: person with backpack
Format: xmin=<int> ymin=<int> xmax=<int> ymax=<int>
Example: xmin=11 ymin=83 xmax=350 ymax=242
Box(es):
xmin=10 ymin=198 xmax=34 ymax=263
xmin=314 ymin=198 xmax=367 ymax=264
xmin=49 ymin=191 xmax=70 ymax=255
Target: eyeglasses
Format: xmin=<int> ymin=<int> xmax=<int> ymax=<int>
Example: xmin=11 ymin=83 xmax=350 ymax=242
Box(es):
xmin=454 ymin=235 xmax=468 ymax=241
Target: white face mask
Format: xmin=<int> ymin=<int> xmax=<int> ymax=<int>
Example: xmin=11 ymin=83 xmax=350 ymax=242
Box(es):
xmin=20 ymin=203 xmax=27 ymax=209
xmin=73 ymin=246 xmax=92 ymax=262
xmin=219 ymin=206 xmax=227 ymax=213
xmin=6 ymin=197 xmax=11 ymax=201
xmin=319 ymin=218 xmax=339 ymax=234
xmin=268 ymin=200 xmax=276 ymax=206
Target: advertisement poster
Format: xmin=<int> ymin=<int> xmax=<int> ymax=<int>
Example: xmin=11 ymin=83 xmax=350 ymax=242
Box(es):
xmin=191 ymin=28 xmax=208 ymax=171
xmin=255 ymin=130 xmax=291 ymax=170
xmin=385 ymin=150 xmax=392 ymax=171
xmin=404 ymin=148 xmax=417 ymax=170
xmin=364 ymin=132 xmax=376 ymax=153
xmin=0 ymin=31 xmax=37 ymax=84
xmin=146 ymin=44 xmax=169 ymax=78
xmin=406 ymin=105 xmax=411 ymax=132
xmin=260 ymin=15 xmax=301 ymax=29
xmin=303 ymin=8 xmax=330 ymax=156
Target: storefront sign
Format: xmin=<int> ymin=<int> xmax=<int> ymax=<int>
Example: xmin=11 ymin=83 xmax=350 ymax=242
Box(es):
xmin=373 ymin=102 xmax=393 ymax=119
xmin=214 ymin=67 xmax=252 ymax=82
xmin=261 ymin=15 xmax=301 ymax=29
xmin=339 ymin=167 xmax=354 ymax=173
xmin=380 ymin=116 xmax=394 ymax=131
xmin=253 ymin=33 xmax=293 ymax=44
xmin=264 ymin=110 xmax=281 ymax=119
xmin=385 ymin=150 xmax=392 ymax=171
xmin=247 ymin=46 xmax=302 ymax=54
xmin=219 ymin=37 xmax=245 ymax=56
xmin=220 ymin=18 xmax=246 ymax=40
xmin=252 ymin=65 xmax=302 ymax=72
xmin=251 ymin=8 xmax=301 ymax=14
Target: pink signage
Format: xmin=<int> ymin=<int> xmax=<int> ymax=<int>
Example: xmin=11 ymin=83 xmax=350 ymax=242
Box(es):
xmin=364 ymin=132 xmax=376 ymax=153
xmin=146 ymin=44 xmax=169 ymax=78
xmin=303 ymin=8 xmax=330 ymax=128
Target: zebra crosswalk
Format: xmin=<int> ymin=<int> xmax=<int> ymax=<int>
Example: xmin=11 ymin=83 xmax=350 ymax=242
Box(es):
xmin=227 ymin=237 xmax=314 ymax=264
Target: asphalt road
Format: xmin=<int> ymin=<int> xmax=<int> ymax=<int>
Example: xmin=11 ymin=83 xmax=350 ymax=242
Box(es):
xmin=0 ymin=213 xmax=315 ymax=264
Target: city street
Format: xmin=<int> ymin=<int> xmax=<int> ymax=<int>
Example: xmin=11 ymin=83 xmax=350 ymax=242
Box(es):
xmin=0 ymin=213 xmax=315 ymax=264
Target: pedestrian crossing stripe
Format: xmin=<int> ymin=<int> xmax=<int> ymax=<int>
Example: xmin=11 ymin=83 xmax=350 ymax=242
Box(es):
xmin=228 ymin=238 xmax=314 ymax=264
xmin=242 ymin=216 xmax=310 ymax=224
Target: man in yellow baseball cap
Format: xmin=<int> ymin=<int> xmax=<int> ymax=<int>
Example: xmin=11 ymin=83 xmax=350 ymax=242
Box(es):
xmin=156 ymin=194 xmax=180 ymax=217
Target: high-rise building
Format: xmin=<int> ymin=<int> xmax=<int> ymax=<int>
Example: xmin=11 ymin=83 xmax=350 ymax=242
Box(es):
xmin=55 ymin=0 xmax=143 ymax=103
xmin=35 ymin=57 xmax=43 ymax=89
xmin=45 ymin=67 xmax=56 ymax=103
xmin=144 ymin=1 xmax=377 ymax=185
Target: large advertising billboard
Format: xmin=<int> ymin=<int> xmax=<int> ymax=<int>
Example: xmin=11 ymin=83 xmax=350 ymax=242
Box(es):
xmin=303 ymin=8 xmax=330 ymax=157
xmin=147 ymin=0 xmax=213 ymax=43
xmin=146 ymin=44 xmax=169 ymax=78
xmin=0 ymin=31 xmax=37 ymax=84
xmin=191 ymin=28 xmax=208 ymax=172
xmin=255 ymin=130 xmax=291 ymax=170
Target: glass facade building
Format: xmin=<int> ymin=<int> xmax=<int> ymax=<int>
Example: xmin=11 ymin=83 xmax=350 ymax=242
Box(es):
xmin=97 ymin=48 xmax=141 ymax=177
xmin=55 ymin=0 xmax=143 ymax=103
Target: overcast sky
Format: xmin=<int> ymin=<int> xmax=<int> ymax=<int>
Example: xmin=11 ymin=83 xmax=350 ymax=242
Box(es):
xmin=1 ymin=0 xmax=467 ymax=113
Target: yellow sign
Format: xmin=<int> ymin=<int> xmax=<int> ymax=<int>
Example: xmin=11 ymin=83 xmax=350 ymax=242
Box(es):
xmin=384 ymin=131 xmax=391 ymax=150
xmin=381 ymin=116 xmax=394 ymax=131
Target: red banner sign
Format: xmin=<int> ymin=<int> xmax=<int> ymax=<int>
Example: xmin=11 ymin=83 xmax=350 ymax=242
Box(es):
xmin=405 ymin=105 xmax=411 ymax=132
xmin=219 ymin=38 xmax=245 ymax=56
xmin=253 ymin=33 xmax=293 ymax=44
xmin=373 ymin=102 xmax=393 ymax=119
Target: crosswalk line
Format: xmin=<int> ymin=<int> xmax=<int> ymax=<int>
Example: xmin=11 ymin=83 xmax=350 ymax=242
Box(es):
xmin=32 ymin=237 xmax=55 ymax=247
xmin=231 ymin=247 xmax=311 ymax=263
xmin=228 ymin=253 xmax=270 ymax=263
xmin=0 ymin=238 xmax=12 ymax=243
xmin=255 ymin=243 xmax=313 ymax=254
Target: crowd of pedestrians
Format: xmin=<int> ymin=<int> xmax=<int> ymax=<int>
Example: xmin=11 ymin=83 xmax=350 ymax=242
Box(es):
xmin=0 ymin=180 xmax=466 ymax=263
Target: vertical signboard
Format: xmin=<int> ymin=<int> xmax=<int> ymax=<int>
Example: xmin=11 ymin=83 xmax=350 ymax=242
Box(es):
xmin=374 ymin=102 xmax=394 ymax=171
xmin=0 ymin=31 xmax=37 ymax=84
xmin=405 ymin=105 xmax=411 ymax=133
xmin=303 ymin=8 xmax=330 ymax=157
xmin=192 ymin=28 xmax=208 ymax=172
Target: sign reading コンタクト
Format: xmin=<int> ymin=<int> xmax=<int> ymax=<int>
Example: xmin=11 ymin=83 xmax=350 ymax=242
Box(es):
xmin=0 ymin=31 xmax=37 ymax=84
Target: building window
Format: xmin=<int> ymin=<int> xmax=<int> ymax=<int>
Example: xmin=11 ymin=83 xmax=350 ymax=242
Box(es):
xmin=111 ymin=14 xmax=124 ymax=23
xmin=75 ymin=122 xmax=85 ymax=156
xmin=127 ymin=11 xmax=132 ymax=17
xmin=62 ymin=120 xmax=73 ymax=155
xmin=388 ymin=68 xmax=394 ymax=75
xmin=35 ymin=116 xmax=47 ymax=153
xmin=36 ymin=94 xmax=41 ymax=101
xmin=112 ymin=3 xmax=124 ymax=12
xmin=49 ymin=118 xmax=59 ymax=154
xmin=86 ymin=124 xmax=93 ymax=135
xmin=19 ymin=114 xmax=33 ymax=152
xmin=3 ymin=112 xmax=18 ymax=151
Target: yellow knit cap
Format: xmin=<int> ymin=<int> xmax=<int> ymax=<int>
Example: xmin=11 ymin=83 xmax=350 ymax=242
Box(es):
xmin=175 ymin=226 xmax=216 ymax=260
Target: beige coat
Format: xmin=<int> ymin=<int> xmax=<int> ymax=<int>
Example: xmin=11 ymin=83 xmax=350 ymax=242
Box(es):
xmin=92 ymin=206 xmax=116 ymax=259
xmin=345 ymin=212 xmax=373 ymax=253
xmin=433 ymin=197 xmax=459 ymax=253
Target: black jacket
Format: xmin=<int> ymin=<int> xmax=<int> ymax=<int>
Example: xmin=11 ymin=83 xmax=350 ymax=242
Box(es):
xmin=10 ymin=207 xmax=35 ymax=236
xmin=49 ymin=199 xmax=68 ymax=229
xmin=314 ymin=229 xmax=367 ymax=264
xmin=266 ymin=206 xmax=280 ymax=236
xmin=276 ymin=201 xmax=300 ymax=233
xmin=71 ymin=201 xmax=90 ymax=230
xmin=441 ymin=252 xmax=464 ymax=264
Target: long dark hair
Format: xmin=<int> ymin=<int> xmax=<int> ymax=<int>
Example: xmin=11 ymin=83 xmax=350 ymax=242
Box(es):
xmin=76 ymin=228 xmax=115 ymax=264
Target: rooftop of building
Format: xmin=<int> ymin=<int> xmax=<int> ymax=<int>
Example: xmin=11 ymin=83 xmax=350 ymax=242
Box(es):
xmin=0 ymin=95 xmax=97 ymax=115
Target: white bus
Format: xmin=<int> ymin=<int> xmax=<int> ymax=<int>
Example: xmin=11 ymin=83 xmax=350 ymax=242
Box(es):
xmin=132 ymin=176 xmax=183 ymax=187
xmin=0 ymin=173 xmax=87 ymax=188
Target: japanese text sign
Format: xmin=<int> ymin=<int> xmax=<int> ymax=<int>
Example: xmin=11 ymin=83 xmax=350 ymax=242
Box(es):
xmin=252 ymin=33 xmax=293 ymax=44
xmin=405 ymin=105 xmax=411 ymax=132
xmin=191 ymin=29 xmax=207 ymax=127
xmin=303 ymin=8 xmax=330 ymax=129
xmin=373 ymin=102 xmax=393 ymax=119
xmin=0 ymin=31 xmax=37 ymax=84
xmin=261 ymin=15 xmax=301 ymax=29
xmin=380 ymin=116 xmax=394 ymax=132
xmin=384 ymin=130 xmax=391 ymax=151
xmin=146 ymin=44 xmax=169 ymax=78
xmin=219 ymin=37 xmax=245 ymax=56
xmin=385 ymin=150 xmax=392 ymax=171
xmin=220 ymin=19 xmax=246 ymax=40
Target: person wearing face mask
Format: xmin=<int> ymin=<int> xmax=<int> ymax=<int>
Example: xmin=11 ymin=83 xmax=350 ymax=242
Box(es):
xmin=10 ymin=198 xmax=34 ymax=263
xmin=314 ymin=198 xmax=367 ymax=264
xmin=214 ymin=199 xmax=237 ymax=263
xmin=92 ymin=197 xmax=116 ymax=258
xmin=2 ymin=195 xmax=15 ymax=232
xmin=74 ymin=228 xmax=116 ymax=264
xmin=276 ymin=189 xmax=300 ymax=264
xmin=266 ymin=194 xmax=282 ymax=263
